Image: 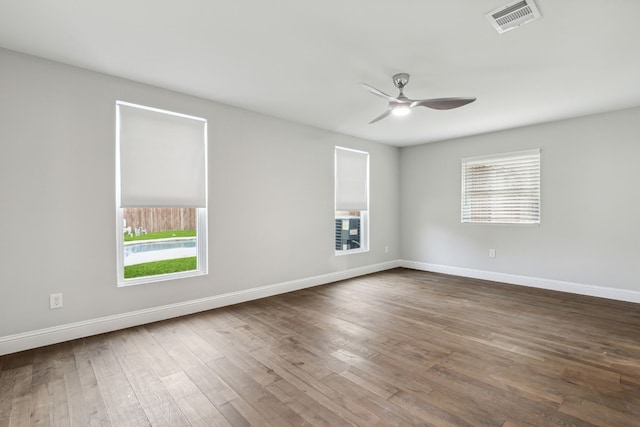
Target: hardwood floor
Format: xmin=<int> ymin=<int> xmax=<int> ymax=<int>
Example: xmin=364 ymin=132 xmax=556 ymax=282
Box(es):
xmin=1 ymin=268 xmax=639 ymax=426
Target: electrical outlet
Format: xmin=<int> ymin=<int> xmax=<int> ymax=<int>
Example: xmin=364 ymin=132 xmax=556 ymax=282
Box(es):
xmin=50 ymin=293 xmax=63 ymax=309
xmin=384 ymin=246 xmax=389 ymax=253
xmin=489 ymin=249 xmax=496 ymax=258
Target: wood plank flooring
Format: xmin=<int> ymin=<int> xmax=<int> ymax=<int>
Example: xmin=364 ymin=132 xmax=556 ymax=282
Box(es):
xmin=1 ymin=268 xmax=639 ymax=426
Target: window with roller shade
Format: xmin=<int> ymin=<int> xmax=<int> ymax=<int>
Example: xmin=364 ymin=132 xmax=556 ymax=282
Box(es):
xmin=335 ymin=147 xmax=369 ymax=253
xmin=115 ymin=101 xmax=208 ymax=286
xmin=461 ymin=149 xmax=540 ymax=224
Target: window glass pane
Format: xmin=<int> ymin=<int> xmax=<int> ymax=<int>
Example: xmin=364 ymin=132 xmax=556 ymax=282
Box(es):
xmin=335 ymin=210 xmax=362 ymax=251
xmin=123 ymin=208 xmax=198 ymax=279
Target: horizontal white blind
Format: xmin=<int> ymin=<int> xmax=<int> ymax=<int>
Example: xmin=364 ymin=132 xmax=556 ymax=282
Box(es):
xmin=461 ymin=149 xmax=540 ymax=224
xmin=335 ymin=147 xmax=369 ymax=211
xmin=117 ymin=102 xmax=207 ymax=208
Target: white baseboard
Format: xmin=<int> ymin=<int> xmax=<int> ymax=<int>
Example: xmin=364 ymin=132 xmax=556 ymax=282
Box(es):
xmin=0 ymin=260 xmax=400 ymax=356
xmin=400 ymin=260 xmax=640 ymax=304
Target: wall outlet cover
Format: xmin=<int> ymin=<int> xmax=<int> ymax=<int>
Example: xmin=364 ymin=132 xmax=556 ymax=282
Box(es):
xmin=50 ymin=293 xmax=63 ymax=309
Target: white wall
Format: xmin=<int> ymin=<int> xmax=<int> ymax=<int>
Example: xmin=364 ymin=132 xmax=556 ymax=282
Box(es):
xmin=0 ymin=48 xmax=400 ymax=348
xmin=400 ymin=107 xmax=640 ymax=295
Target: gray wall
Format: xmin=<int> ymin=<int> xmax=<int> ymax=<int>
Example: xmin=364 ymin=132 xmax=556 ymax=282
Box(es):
xmin=0 ymin=48 xmax=400 ymax=338
xmin=400 ymin=107 xmax=640 ymax=291
xmin=3 ymin=45 xmax=638 ymax=344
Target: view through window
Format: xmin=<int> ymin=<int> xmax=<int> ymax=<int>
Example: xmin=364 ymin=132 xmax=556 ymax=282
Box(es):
xmin=123 ymin=208 xmax=198 ymax=279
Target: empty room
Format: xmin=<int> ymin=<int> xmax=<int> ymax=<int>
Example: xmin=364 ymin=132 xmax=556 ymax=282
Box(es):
xmin=1 ymin=1 xmax=639 ymax=426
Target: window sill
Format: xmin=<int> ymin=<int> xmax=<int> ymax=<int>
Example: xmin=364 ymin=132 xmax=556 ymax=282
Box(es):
xmin=334 ymin=248 xmax=369 ymax=257
xmin=117 ymin=269 xmax=206 ymax=287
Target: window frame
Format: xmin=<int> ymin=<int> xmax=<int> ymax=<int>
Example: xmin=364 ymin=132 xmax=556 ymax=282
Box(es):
xmin=461 ymin=149 xmax=541 ymax=225
xmin=334 ymin=146 xmax=370 ymax=255
xmin=115 ymin=101 xmax=208 ymax=286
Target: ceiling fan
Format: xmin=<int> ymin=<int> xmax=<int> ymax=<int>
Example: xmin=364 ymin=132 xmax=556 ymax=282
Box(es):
xmin=360 ymin=73 xmax=476 ymax=124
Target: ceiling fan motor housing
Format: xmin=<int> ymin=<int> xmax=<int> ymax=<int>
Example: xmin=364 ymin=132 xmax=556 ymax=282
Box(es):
xmin=393 ymin=73 xmax=410 ymax=89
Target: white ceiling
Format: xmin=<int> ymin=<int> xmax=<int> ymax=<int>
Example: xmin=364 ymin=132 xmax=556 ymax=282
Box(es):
xmin=1 ymin=0 xmax=639 ymax=147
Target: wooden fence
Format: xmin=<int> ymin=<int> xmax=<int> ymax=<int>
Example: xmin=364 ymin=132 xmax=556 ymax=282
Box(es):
xmin=123 ymin=208 xmax=196 ymax=233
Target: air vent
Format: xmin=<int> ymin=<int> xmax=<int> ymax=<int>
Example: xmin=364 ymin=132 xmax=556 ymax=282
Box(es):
xmin=486 ymin=0 xmax=541 ymax=34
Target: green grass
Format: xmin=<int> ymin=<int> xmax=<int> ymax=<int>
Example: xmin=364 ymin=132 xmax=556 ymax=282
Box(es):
xmin=124 ymin=257 xmax=197 ymax=279
xmin=124 ymin=229 xmax=195 ymax=242
xmin=124 ymin=229 xmax=197 ymax=278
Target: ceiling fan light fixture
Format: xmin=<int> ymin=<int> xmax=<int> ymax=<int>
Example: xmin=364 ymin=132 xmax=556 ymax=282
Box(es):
xmin=391 ymin=105 xmax=411 ymax=116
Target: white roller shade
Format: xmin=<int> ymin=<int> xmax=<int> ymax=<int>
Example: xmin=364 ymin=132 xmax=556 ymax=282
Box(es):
xmin=117 ymin=102 xmax=207 ymax=208
xmin=335 ymin=147 xmax=369 ymax=211
xmin=461 ymin=149 xmax=540 ymax=224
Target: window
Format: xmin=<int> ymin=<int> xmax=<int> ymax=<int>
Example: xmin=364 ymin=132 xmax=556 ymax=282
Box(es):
xmin=335 ymin=147 xmax=369 ymax=253
xmin=461 ymin=149 xmax=540 ymax=224
xmin=116 ymin=101 xmax=207 ymax=286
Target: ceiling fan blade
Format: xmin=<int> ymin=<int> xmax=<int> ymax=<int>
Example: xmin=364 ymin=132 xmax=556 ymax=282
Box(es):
xmin=360 ymin=83 xmax=397 ymax=102
xmin=369 ymin=109 xmax=391 ymax=124
xmin=411 ymin=97 xmax=476 ymax=110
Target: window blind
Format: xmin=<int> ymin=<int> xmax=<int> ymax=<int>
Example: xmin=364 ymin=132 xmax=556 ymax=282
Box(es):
xmin=117 ymin=102 xmax=207 ymax=208
xmin=461 ymin=149 xmax=540 ymax=224
xmin=335 ymin=147 xmax=369 ymax=211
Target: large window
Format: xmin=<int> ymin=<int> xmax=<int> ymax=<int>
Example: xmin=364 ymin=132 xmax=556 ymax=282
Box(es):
xmin=116 ymin=101 xmax=207 ymax=286
xmin=461 ymin=149 xmax=540 ymax=224
xmin=335 ymin=147 xmax=369 ymax=253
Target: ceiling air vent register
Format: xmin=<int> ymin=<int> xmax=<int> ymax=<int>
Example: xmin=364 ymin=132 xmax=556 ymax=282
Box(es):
xmin=486 ymin=0 xmax=541 ymax=34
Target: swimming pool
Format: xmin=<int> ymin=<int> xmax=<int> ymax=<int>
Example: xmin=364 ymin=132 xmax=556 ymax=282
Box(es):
xmin=124 ymin=238 xmax=197 ymax=266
